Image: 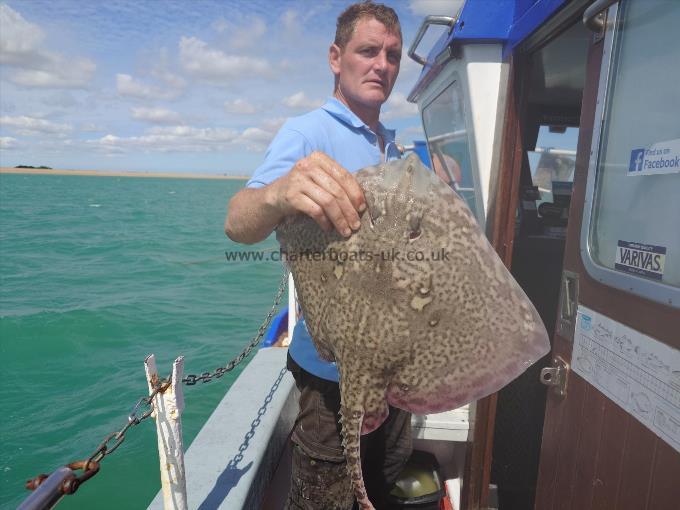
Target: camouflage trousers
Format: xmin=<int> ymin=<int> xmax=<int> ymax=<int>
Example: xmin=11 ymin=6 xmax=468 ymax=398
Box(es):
xmin=285 ymin=354 xmax=412 ymax=510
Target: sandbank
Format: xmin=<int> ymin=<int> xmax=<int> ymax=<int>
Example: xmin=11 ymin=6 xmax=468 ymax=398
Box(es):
xmin=0 ymin=167 xmax=248 ymax=180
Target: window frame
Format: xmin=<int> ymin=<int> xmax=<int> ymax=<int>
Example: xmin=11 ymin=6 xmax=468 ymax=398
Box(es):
xmin=420 ymin=66 xmax=485 ymax=227
xmin=580 ymin=1 xmax=680 ymax=308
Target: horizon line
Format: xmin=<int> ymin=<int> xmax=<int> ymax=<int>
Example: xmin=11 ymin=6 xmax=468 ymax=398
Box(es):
xmin=1 ymin=167 xmax=250 ymax=180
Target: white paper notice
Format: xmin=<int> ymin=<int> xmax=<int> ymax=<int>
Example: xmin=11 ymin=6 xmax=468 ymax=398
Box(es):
xmin=572 ymin=305 xmax=680 ymax=453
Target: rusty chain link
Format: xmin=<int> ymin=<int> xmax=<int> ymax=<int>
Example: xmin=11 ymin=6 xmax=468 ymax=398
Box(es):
xmin=85 ymin=380 xmax=171 ymax=467
xmin=24 ymin=377 xmax=171 ymax=497
xmin=25 ymin=270 xmax=289 ymax=499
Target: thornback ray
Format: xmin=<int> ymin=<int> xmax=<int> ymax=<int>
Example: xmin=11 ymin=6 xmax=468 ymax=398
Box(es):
xmin=276 ymin=153 xmax=550 ymax=510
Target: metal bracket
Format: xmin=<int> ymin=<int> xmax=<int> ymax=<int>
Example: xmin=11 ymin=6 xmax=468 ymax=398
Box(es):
xmin=407 ymin=15 xmax=456 ymax=66
xmin=540 ymin=356 xmax=570 ymax=398
xmin=557 ymin=270 xmax=579 ymax=340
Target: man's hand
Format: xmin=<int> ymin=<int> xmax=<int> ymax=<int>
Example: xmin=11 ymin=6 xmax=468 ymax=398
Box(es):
xmin=267 ymin=151 xmax=366 ymax=237
xmin=225 ymin=152 xmax=366 ymax=244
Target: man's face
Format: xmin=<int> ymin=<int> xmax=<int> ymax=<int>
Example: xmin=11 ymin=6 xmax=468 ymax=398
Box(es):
xmin=330 ymin=17 xmax=402 ymax=111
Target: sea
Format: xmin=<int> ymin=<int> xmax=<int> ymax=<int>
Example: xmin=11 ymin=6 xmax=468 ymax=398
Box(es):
xmin=0 ymin=173 xmax=284 ymax=509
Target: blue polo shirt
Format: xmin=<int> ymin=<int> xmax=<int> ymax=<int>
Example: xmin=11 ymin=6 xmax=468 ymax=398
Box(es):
xmin=247 ymin=97 xmax=401 ymax=381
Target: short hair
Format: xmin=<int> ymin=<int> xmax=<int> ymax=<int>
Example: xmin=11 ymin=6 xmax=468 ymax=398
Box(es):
xmin=334 ymin=1 xmax=402 ymax=50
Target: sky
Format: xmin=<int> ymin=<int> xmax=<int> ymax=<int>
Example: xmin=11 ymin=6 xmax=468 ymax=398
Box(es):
xmin=0 ymin=0 xmax=464 ymax=176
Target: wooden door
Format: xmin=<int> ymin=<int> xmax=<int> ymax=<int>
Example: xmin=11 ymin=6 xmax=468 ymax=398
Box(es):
xmin=534 ymin=2 xmax=680 ymax=509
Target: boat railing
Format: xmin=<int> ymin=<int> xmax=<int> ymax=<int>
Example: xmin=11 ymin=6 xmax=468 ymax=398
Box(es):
xmin=147 ymin=347 xmax=298 ymax=510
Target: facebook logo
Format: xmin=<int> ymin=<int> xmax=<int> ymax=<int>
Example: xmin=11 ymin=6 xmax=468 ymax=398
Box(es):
xmin=629 ymin=148 xmax=645 ymax=173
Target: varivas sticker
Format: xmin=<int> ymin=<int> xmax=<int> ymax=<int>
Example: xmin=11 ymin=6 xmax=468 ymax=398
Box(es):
xmin=628 ymin=138 xmax=680 ymax=176
xmin=615 ymin=240 xmax=666 ymax=281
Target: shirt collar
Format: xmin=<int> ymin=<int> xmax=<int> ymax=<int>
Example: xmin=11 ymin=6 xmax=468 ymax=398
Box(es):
xmin=321 ymin=97 xmax=396 ymax=143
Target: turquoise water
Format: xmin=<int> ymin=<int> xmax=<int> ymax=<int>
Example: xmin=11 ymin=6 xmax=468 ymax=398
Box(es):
xmin=0 ymin=173 xmax=283 ymax=509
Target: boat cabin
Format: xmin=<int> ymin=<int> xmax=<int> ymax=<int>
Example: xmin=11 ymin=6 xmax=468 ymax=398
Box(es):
xmin=406 ymin=0 xmax=679 ymax=508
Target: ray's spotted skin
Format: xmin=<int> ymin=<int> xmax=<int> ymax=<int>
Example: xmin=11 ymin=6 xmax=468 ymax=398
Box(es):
xmin=277 ymin=153 xmax=550 ymax=509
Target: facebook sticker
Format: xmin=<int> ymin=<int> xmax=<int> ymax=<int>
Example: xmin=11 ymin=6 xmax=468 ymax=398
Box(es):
xmin=629 ymin=148 xmax=645 ymax=173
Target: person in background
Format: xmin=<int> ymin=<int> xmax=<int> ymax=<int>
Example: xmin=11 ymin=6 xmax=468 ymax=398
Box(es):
xmin=225 ymin=2 xmax=411 ymax=508
xmin=432 ymin=150 xmax=462 ymax=187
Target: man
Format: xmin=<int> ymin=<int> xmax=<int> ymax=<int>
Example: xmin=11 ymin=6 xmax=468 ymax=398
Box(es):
xmin=225 ymin=3 xmax=411 ymax=508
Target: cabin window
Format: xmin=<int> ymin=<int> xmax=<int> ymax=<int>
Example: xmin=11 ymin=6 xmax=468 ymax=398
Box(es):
xmin=582 ymin=0 xmax=680 ymax=306
xmin=527 ymin=126 xmax=577 ymax=236
xmin=421 ymin=77 xmax=481 ymax=222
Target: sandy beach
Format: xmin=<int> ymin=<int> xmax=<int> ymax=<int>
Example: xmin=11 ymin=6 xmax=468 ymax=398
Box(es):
xmin=0 ymin=167 xmax=248 ymax=180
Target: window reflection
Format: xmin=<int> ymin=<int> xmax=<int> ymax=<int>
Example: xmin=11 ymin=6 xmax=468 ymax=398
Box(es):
xmin=422 ymin=78 xmax=480 ymax=221
xmin=527 ymin=127 xmax=578 ymax=209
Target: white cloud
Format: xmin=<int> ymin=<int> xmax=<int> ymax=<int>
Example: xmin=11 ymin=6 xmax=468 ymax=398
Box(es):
xmin=178 ymin=36 xmax=269 ymax=82
xmin=116 ymin=74 xmax=182 ymax=101
xmin=88 ymin=117 xmax=286 ymax=154
xmin=0 ymin=136 xmax=18 ymax=149
xmin=281 ymin=9 xmax=299 ymax=34
xmin=9 ymin=61 xmax=95 ymax=88
xmin=224 ymin=98 xmax=258 ymax=115
xmin=260 ymin=117 xmax=286 ymax=133
xmin=91 ymin=125 xmax=239 ymax=153
xmin=80 ymin=122 xmax=104 ymax=132
xmin=116 ymin=74 xmax=153 ymax=98
xmin=381 ymin=92 xmax=419 ymax=121
xmin=1 ymin=115 xmax=72 ymax=136
xmin=282 ymin=92 xmax=323 ymax=110
xmin=408 ymin=0 xmax=465 ymax=16
xmin=0 ymin=3 xmax=45 ymax=64
xmin=0 ymin=4 xmax=95 ymax=88
xmin=151 ymin=68 xmax=186 ymax=92
xmin=149 ymin=48 xmax=186 ymax=90
xmin=145 ymin=125 xmax=239 ymax=145
xmin=279 ymin=7 xmax=326 ymax=39
xmin=213 ymin=15 xmax=267 ymax=49
xmin=131 ymin=107 xmax=182 ymax=124
xmin=235 ymin=117 xmax=285 ymax=151
xmin=237 ymin=127 xmax=272 ymax=150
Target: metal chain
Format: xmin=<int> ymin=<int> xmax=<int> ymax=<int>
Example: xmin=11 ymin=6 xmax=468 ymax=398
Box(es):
xmin=24 ymin=378 xmax=170 ymax=496
xmin=226 ymin=367 xmax=287 ymax=470
xmin=24 ymin=269 xmax=289 ymax=498
xmin=87 ymin=380 xmax=170 ymax=466
xmin=182 ymin=269 xmax=289 ymax=385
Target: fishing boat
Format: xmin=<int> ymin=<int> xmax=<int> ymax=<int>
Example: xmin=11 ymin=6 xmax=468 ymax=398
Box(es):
xmin=147 ymin=0 xmax=680 ymax=508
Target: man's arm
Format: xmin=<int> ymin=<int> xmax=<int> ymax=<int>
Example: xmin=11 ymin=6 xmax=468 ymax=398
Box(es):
xmin=225 ymin=151 xmax=366 ymax=244
xmin=224 ymin=186 xmax=283 ymax=245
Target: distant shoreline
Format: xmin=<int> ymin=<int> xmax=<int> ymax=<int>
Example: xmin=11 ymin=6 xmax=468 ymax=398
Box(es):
xmin=0 ymin=167 xmax=249 ymax=180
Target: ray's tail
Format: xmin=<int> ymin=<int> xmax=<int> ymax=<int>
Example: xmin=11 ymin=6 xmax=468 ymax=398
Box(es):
xmin=337 ymin=365 xmax=376 ymax=510
xmin=338 ymin=403 xmax=374 ymax=510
